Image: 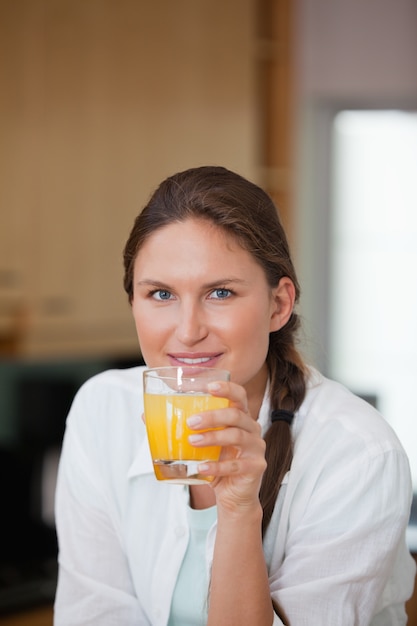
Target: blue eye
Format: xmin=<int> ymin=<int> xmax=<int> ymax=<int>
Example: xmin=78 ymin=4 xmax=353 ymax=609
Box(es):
xmin=211 ymin=288 xmax=232 ymax=299
xmin=152 ymin=289 xmax=172 ymax=301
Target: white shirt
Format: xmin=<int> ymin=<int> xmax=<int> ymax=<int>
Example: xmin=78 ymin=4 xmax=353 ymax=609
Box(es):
xmin=54 ymin=366 xmax=416 ymax=625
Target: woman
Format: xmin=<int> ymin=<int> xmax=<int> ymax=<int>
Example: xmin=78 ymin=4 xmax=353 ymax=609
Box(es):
xmin=54 ymin=166 xmax=415 ymax=625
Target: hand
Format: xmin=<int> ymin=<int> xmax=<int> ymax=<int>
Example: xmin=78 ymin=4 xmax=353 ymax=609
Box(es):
xmin=187 ymin=380 xmax=267 ymax=515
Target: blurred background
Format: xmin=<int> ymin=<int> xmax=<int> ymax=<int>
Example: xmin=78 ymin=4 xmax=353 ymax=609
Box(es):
xmin=1 ymin=0 xmax=417 ymax=623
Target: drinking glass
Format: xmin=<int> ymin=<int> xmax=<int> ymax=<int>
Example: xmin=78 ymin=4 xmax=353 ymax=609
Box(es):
xmin=143 ymin=366 xmax=230 ymax=484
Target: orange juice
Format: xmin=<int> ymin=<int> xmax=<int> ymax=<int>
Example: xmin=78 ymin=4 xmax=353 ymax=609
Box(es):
xmin=144 ymin=392 xmax=229 ymax=483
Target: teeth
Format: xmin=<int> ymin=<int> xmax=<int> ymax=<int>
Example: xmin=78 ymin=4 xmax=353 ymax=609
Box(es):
xmin=177 ymin=357 xmax=212 ymax=364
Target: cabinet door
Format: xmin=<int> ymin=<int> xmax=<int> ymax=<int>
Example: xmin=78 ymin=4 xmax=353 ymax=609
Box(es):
xmin=2 ymin=0 xmax=257 ymax=357
xmin=0 ymin=1 xmax=42 ymax=350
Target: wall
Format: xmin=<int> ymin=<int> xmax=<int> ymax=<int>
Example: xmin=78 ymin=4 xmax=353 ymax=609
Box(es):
xmin=297 ymin=0 xmax=417 ymax=100
xmin=293 ymin=0 xmax=417 ymax=368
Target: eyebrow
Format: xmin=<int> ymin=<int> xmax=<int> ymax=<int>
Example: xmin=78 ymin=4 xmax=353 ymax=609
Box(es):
xmin=135 ymin=278 xmax=249 ymax=289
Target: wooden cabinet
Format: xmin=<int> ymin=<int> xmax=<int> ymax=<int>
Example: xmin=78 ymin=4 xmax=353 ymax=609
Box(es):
xmin=0 ymin=0 xmax=258 ymax=358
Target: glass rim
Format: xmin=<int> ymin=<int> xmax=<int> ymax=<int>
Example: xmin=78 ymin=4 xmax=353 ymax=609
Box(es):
xmin=143 ymin=365 xmax=230 ymax=381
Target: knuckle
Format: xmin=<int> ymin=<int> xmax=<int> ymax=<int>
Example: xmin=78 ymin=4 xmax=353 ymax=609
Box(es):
xmin=230 ymin=406 xmax=241 ymax=423
xmin=260 ymin=456 xmax=267 ymax=473
xmin=230 ymin=460 xmax=240 ymax=473
xmin=235 ymin=428 xmax=246 ymax=446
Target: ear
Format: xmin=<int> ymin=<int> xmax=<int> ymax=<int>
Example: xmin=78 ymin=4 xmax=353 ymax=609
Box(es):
xmin=270 ymin=277 xmax=296 ymax=332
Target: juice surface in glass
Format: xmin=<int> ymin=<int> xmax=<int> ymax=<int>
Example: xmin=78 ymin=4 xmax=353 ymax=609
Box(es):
xmin=144 ymin=392 xmax=229 ymax=484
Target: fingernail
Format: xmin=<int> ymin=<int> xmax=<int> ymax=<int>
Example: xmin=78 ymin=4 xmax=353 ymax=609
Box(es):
xmin=208 ymin=382 xmax=221 ymax=392
xmin=187 ymin=415 xmax=202 ymax=428
xmin=198 ymin=463 xmax=210 ymax=473
xmin=188 ymin=434 xmax=204 ymax=443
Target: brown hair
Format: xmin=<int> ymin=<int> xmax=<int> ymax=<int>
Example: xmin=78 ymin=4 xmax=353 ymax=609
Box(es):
xmin=123 ymin=165 xmax=306 ymax=535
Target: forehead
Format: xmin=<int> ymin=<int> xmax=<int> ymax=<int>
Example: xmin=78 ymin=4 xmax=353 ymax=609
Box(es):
xmin=138 ymin=218 xmax=242 ymax=256
xmin=133 ymin=218 xmax=260 ymax=276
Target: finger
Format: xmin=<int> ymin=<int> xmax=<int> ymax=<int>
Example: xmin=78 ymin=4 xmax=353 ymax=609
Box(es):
xmin=188 ymin=422 xmax=264 ymax=450
xmin=197 ymin=454 xmax=267 ymax=481
xmin=207 ymin=380 xmax=248 ymax=413
xmin=186 ymin=406 xmax=260 ymax=434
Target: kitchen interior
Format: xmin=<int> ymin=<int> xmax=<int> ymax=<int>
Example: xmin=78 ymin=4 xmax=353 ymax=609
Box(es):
xmin=1 ymin=0 xmax=417 ymax=624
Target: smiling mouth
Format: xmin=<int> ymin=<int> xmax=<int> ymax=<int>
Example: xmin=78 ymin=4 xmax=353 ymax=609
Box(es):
xmin=175 ymin=356 xmax=214 ymax=365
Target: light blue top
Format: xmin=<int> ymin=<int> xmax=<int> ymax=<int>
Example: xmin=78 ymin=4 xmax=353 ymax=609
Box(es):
xmin=167 ymin=503 xmax=217 ymax=626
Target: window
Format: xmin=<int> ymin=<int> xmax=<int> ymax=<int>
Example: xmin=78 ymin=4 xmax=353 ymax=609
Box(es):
xmin=329 ymin=110 xmax=417 ymax=494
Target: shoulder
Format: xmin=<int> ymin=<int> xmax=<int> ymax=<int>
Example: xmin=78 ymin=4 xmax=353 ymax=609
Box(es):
xmin=295 ymin=367 xmax=406 ymax=459
xmin=287 ymin=368 xmax=412 ymax=520
xmin=66 ymin=365 xmax=147 ymax=437
xmin=73 ymin=365 xmax=146 ymax=406
xmin=78 ymin=365 xmax=146 ymax=395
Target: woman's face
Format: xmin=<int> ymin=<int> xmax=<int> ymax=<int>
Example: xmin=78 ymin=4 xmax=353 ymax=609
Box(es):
xmin=132 ymin=218 xmax=293 ymax=402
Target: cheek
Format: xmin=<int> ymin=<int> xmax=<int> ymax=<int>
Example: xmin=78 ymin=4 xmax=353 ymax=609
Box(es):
xmin=225 ymin=305 xmax=270 ymax=346
xmin=133 ymin=305 xmax=177 ymax=361
xmin=131 ymin=304 xmax=159 ymax=345
xmin=226 ymin=316 xmax=270 ymax=387
xmin=243 ymin=307 xmax=273 ymax=358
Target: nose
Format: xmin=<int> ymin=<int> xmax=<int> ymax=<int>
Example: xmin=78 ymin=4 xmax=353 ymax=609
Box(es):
xmin=175 ymin=301 xmax=208 ymax=346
